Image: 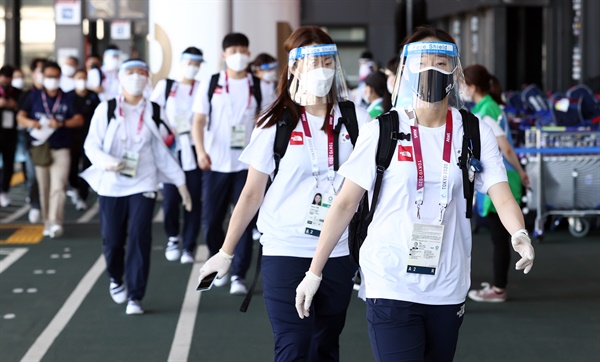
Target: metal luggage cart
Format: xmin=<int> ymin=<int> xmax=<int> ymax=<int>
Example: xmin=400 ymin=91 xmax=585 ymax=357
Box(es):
xmin=517 ymin=127 xmax=600 ymax=240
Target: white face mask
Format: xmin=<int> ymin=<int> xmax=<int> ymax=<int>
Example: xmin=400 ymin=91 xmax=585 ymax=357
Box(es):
xmin=62 ymin=65 xmax=76 ymax=77
xmin=182 ymin=65 xmax=200 ymax=80
xmin=299 ymin=68 xmax=335 ymax=97
xmin=225 ymin=53 xmax=249 ymax=72
xmin=387 ymin=76 xmax=395 ymax=94
xmin=262 ymin=70 xmax=278 ymax=83
xmin=75 ymin=79 xmax=87 ymax=91
xmin=122 ymin=73 xmax=147 ymax=96
xmin=43 ymin=78 xmax=60 ymax=91
xmin=11 ymin=78 xmax=24 ymax=89
xmin=104 ymin=56 xmax=119 ymax=71
xmin=34 ymin=72 xmax=44 ymax=86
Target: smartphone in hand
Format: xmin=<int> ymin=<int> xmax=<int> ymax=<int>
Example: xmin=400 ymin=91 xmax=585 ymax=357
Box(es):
xmin=196 ymin=272 xmax=219 ymax=292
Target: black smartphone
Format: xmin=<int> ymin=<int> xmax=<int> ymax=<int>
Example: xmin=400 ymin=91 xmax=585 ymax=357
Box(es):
xmin=196 ymin=272 xmax=218 ymax=292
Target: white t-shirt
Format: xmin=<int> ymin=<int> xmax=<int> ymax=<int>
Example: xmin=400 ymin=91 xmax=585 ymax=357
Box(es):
xmin=83 ymin=99 xmax=185 ymax=197
xmin=60 ymin=76 xmax=75 ymax=93
xmin=338 ymin=107 xmax=507 ymax=305
xmin=479 ymin=114 xmax=505 ymax=137
xmin=100 ymin=68 xmax=119 ymax=102
xmin=86 ymin=67 xmax=103 ymax=90
xmin=150 ymin=79 xmax=200 ymax=171
xmin=239 ymin=103 xmax=371 ymax=258
xmin=192 ymin=71 xmax=276 ymax=173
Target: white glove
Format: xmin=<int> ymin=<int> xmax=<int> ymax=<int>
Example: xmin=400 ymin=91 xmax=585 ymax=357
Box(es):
xmin=295 ymin=271 xmax=322 ymax=319
xmin=198 ymin=249 xmax=233 ymax=282
xmin=106 ymin=161 xmax=124 ymax=172
xmin=178 ymin=184 xmax=192 ymax=212
xmin=511 ymin=229 xmax=535 ymax=274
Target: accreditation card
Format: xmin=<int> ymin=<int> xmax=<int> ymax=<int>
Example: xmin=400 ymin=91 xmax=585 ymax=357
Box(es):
xmin=406 ymin=223 xmax=445 ymax=275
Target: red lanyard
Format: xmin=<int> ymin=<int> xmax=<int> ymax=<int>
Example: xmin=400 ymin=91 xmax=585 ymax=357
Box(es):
xmin=224 ymin=72 xmax=252 ymax=110
xmin=41 ymin=90 xmax=62 ymax=118
xmin=118 ymin=96 xmax=146 ymax=136
xmin=0 ymin=86 xmax=12 ymax=98
xmin=411 ymin=109 xmax=453 ymax=220
xmin=300 ymin=108 xmax=335 ymax=186
xmin=170 ymin=81 xmax=196 ymax=97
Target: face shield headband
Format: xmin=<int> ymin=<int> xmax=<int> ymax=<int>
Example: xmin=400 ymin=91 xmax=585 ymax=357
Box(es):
xmin=259 ymin=61 xmax=278 ymax=71
xmin=181 ymin=53 xmax=204 ymax=63
xmin=394 ymin=41 xmax=465 ymax=110
xmin=119 ymin=60 xmax=149 ymax=78
xmin=287 ymin=44 xmax=349 ymax=106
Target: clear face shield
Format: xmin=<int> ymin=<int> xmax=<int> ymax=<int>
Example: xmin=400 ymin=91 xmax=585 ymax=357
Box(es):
xmin=287 ymin=44 xmax=349 ymax=106
xmin=391 ymin=41 xmax=466 ymax=111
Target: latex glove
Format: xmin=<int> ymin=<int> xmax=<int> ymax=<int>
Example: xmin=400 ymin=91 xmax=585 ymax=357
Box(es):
xmin=106 ymin=161 xmax=124 ymax=172
xmin=295 ymin=271 xmax=322 ymax=319
xmin=511 ymin=229 xmax=535 ymax=274
xmin=178 ymin=184 xmax=192 ymax=212
xmin=198 ymin=249 xmax=233 ymax=282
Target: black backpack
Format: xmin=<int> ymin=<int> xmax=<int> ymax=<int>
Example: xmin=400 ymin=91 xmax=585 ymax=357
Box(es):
xmin=240 ymin=101 xmax=359 ymax=312
xmin=106 ymin=98 xmax=173 ymax=138
xmin=207 ymin=73 xmax=262 ymax=131
xmin=347 ymin=109 xmax=481 ymax=265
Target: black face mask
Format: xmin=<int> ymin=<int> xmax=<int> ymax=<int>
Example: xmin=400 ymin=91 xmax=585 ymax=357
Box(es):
xmin=406 ymin=68 xmax=454 ymax=103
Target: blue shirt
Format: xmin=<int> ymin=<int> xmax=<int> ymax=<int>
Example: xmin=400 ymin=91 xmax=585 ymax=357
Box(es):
xmin=20 ymin=89 xmax=79 ymax=149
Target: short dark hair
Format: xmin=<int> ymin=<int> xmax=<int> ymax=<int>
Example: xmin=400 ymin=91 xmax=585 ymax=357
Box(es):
xmin=106 ymin=44 xmax=120 ymax=51
xmin=222 ymin=33 xmax=249 ymax=50
xmin=74 ymin=68 xmax=87 ymax=77
xmin=67 ymin=56 xmax=80 ymax=65
xmin=0 ymin=65 xmax=15 ymax=78
xmin=29 ymin=57 xmax=46 ymax=72
xmin=42 ymin=61 xmax=62 ymax=74
xmin=360 ymin=51 xmax=373 ymax=60
xmin=182 ymin=47 xmax=203 ymax=56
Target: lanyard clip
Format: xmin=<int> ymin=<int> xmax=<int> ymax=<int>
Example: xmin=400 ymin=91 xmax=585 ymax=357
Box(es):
xmin=415 ymin=200 xmax=423 ymax=219
xmin=439 ymin=203 xmax=447 ymax=222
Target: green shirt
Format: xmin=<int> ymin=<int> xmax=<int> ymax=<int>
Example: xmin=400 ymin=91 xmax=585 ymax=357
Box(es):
xmin=471 ymin=94 xmax=502 ymax=121
xmin=367 ymin=98 xmax=384 ymax=119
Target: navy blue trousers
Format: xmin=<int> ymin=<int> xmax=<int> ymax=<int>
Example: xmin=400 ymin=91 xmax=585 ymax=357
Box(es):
xmin=366 ymin=299 xmax=465 ymax=362
xmin=162 ymin=167 xmax=202 ymax=252
xmin=262 ymin=256 xmax=356 ymax=362
xmin=99 ymin=192 xmax=156 ymax=301
xmin=201 ymin=170 xmax=253 ymax=279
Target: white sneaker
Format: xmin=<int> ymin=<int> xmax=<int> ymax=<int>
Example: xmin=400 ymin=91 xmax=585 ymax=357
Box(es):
xmin=109 ymin=282 xmax=127 ymax=304
xmin=29 ymin=208 xmax=41 ymax=223
xmin=165 ymin=241 xmax=181 ymax=261
xmin=42 ymin=226 xmax=51 ymax=237
xmin=66 ymin=189 xmax=79 ymax=205
xmin=180 ymin=250 xmax=195 ymax=264
xmin=230 ymin=276 xmax=248 ymax=295
xmin=213 ymin=272 xmax=229 ymax=287
xmin=49 ymin=224 xmax=63 ymax=238
xmin=125 ymin=299 xmax=144 ymax=315
xmin=75 ymin=199 xmax=87 ymax=211
xmin=0 ymin=193 xmax=11 ymax=207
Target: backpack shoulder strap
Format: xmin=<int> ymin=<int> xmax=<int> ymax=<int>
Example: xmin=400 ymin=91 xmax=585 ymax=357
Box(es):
xmin=164 ymin=78 xmax=175 ymax=103
xmin=207 ymin=73 xmax=221 ymax=130
xmin=151 ymin=101 xmax=173 ymax=135
xmin=333 ymin=100 xmax=360 ymax=170
xmin=106 ymin=98 xmax=117 ymax=125
xmin=366 ymin=110 xmax=399 ymax=221
xmin=459 ymin=109 xmax=480 ymax=219
xmin=251 ymin=76 xmax=262 ymax=116
xmin=273 ymin=107 xmax=294 ymax=178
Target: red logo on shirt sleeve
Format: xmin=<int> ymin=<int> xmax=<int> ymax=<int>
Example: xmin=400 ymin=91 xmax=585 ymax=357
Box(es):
xmin=398 ymin=145 xmax=414 ymax=161
xmin=290 ymin=131 xmax=304 ymax=145
xmin=213 ymin=85 xmax=223 ymax=94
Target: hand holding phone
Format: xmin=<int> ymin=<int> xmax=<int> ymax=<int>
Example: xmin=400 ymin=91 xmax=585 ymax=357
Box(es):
xmin=196 ymin=272 xmax=218 ymax=292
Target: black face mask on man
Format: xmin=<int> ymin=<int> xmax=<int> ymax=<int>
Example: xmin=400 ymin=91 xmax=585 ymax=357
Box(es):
xmin=406 ymin=68 xmax=454 ymax=103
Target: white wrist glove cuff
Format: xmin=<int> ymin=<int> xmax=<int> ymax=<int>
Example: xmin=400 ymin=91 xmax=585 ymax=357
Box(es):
xmin=218 ymin=249 xmax=234 ymax=261
xmin=305 ymin=270 xmax=323 ymax=281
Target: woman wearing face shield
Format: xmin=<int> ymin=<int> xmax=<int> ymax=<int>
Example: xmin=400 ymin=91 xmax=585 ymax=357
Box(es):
xmin=294 ymin=26 xmax=535 ymax=361
xmin=151 ymin=47 xmax=204 ymax=265
xmin=250 ymin=53 xmax=279 ymax=85
xmin=82 ymin=59 xmax=191 ymax=315
xmin=197 ymin=25 xmax=370 ymax=361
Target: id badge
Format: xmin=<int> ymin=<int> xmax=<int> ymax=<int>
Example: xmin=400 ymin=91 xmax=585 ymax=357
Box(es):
xmin=230 ymin=124 xmax=246 ymax=149
xmin=119 ymin=150 xmax=140 ymax=178
xmin=406 ymin=222 xmax=445 ymax=275
xmin=2 ymin=110 xmax=15 ymax=129
xmin=304 ymin=192 xmax=335 ymax=237
xmin=175 ymin=113 xmax=191 ymax=135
